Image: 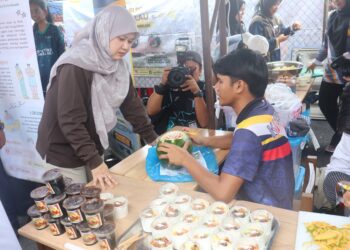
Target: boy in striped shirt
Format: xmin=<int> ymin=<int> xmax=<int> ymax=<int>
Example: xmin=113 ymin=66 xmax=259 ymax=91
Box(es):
xmin=158 ymin=49 xmax=294 ymax=209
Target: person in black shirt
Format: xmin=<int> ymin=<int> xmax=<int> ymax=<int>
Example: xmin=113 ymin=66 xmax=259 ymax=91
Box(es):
xmin=147 ymin=51 xmax=209 ymax=134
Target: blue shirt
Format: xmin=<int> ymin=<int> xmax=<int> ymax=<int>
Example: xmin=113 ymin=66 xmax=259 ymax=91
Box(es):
xmin=33 ymin=23 xmax=65 ymax=96
xmin=222 ymin=98 xmax=294 ymax=209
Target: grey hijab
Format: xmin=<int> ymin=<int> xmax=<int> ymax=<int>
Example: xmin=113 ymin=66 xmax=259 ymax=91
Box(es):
xmin=47 ymin=6 xmax=138 ymax=149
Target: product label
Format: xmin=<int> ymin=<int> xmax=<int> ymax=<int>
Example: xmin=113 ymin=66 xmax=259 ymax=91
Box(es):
xmin=67 ymin=209 xmax=83 ymax=223
xmin=34 ymin=200 xmax=48 ymax=213
xmin=46 ymin=183 xmax=55 ymax=195
xmin=85 ymin=213 xmax=103 ymax=229
xmin=49 ymin=223 xmax=60 ymax=236
xmin=99 ymin=239 xmax=111 ymax=250
xmin=81 ymin=232 xmax=97 ymax=245
xmin=66 ymin=227 xmax=77 ymax=239
xmin=48 ymin=203 xmax=63 ymax=218
xmin=32 ymin=217 xmax=48 ymax=230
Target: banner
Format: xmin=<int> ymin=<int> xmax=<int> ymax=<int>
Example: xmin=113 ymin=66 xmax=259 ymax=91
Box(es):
xmin=126 ymin=0 xmax=217 ymax=88
xmin=0 ymin=0 xmax=47 ymax=182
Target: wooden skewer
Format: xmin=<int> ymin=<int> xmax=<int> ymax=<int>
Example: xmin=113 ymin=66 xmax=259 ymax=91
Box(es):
xmin=117 ymin=232 xmax=147 ymax=250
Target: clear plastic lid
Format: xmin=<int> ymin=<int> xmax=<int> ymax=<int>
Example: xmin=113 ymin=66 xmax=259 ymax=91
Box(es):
xmin=63 ymin=195 xmax=86 ymax=210
xmin=81 ymin=198 xmax=104 ymax=214
xmin=42 ymin=169 xmax=63 ymax=182
xmin=30 ymin=186 xmax=49 ymax=200
xmin=27 ymin=205 xmax=41 ymax=218
xmin=81 ymin=186 xmax=101 ymax=198
xmin=66 ymin=183 xmax=85 ymax=195
xmin=93 ymin=223 xmax=115 ymax=236
xmin=76 ymin=222 xmax=90 ymax=232
xmin=44 ymin=193 xmax=66 ymax=205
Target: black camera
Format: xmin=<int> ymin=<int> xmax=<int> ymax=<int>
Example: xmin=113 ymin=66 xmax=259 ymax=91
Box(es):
xmin=167 ymin=66 xmax=193 ymax=89
xmin=331 ymin=55 xmax=350 ymax=79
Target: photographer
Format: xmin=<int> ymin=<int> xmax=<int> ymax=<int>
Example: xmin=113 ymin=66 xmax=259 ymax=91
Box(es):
xmin=147 ymin=51 xmax=208 ymax=134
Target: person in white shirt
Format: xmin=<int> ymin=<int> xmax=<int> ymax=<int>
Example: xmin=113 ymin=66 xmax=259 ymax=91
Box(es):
xmin=323 ymin=83 xmax=350 ymax=205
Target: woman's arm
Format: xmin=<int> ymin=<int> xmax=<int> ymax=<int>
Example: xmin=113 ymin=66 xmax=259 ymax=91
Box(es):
xmin=120 ymin=80 xmax=158 ymax=143
xmin=56 ymin=65 xmax=103 ymax=170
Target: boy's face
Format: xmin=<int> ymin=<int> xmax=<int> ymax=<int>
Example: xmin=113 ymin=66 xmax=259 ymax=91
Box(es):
xmin=214 ymin=74 xmax=238 ymax=106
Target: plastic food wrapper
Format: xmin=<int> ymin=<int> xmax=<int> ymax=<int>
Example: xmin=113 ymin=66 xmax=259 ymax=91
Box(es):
xmin=146 ymin=146 xmax=218 ymax=182
xmin=265 ymin=83 xmax=302 ymax=128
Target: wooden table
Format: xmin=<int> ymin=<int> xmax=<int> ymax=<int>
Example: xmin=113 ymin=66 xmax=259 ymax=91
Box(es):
xmin=19 ymin=174 xmax=298 ymax=250
xmin=296 ymin=77 xmax=315 ymax=101
xmin=110 ymin=127 xmax=231 ymax=190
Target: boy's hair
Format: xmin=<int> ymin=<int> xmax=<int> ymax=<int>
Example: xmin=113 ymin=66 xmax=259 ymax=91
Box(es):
xmin=213 ymin=48 xmax=268 ymax=97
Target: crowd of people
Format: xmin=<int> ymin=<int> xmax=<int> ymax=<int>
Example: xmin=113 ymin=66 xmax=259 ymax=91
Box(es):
xmin=1 ymin=0 xmax=350 ymax=245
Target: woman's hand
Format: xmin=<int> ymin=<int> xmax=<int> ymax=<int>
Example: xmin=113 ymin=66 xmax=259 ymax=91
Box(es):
xmin=343 ymin=76 xmax=350 ymax=83
xmin=158 ymin=142 xmax=193 ymax=167
xmin=91 ymin=162 xmax=118 ymax=190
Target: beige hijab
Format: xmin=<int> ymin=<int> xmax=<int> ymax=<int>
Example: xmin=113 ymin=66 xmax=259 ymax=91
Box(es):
xmin=47 ymin=6 xmax=138 ymax=149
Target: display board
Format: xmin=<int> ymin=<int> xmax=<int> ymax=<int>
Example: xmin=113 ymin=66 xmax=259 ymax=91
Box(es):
xmin=0 ymin=0 xmax=46 ymax=182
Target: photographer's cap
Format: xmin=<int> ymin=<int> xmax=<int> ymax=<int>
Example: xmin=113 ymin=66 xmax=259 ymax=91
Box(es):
xmin=184 ymin=50 xmax=202 ymax=67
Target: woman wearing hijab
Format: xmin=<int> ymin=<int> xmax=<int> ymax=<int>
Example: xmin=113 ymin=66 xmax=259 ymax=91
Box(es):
xmin=249 ymin=0 xmax=301 ymax=62
xmin=36 ymin=6 xmax=157 ymax=189
xmin=308 ymin=0 xmax=350 ymax=153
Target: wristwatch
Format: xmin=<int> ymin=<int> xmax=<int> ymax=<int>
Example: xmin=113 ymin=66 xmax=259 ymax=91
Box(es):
xmin=154 ymin=84 xmax=169 ymax=95
xmin=193 ymin=90 xmax=204 ymax=98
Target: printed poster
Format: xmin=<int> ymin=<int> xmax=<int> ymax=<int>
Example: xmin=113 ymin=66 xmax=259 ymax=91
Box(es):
xmin=0 ymin=0 xmax=46 ymax=182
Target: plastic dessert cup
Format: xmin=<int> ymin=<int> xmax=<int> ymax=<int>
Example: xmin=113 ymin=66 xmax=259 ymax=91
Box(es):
xmin=140 ymin=207 xmax=159 ymax=233
xmin=200 ymin=214 xmax=221 ymax=234
xmin=77 ymin=222 xmax=97 ymax=246
xmin=61 ymin=217 xmax=81 ymax=240
xmin=112 ymin=196 xmax=128 ymax=219
xmin=93 ymin=223 xmax=116 ymax=250
xmin=150 ymin=197 xmax=169 ymax=214
xmin=151 ymin=216 xmax=171 ymax=238
xmin=103 ymin=204 xmax=115 ymax=223
xmin=162 ymin=204 xmax=182 ymax=224
xmin=219 ymin=216 xmax=241 ymax=243
xmin=250 ymin=209 xmax=274 ymax=234
xmin=211 ymin=231 xmax=234 ymax=250
xmin=170 ymin=222 xmax=191 ymax=249
xmin=100 ymin=192 xmax=114 ymax=202
xmin=150 ymin=236 xmax=173 ymax=250
xmin=208 ymin=201 xmax=229 ymax=220
xmin=180 ymin=210 xmax=201 ymax=229
xmin=48 ymin=217 xmax=65 ymax=236
xmin=27 ymin=205 xmax=48 ymax=230
xmin=30 ymin=186 xmax=50 ymax=213
xmin=44 ymin=193 xmax=67 ymax=219
xmin=230 ymin=206 xmax=250 ymax=225
xmin=81 ymin=186 xmax=102 ymax=200
xmin=174 ymin=194 xmax=192 ymax=212
xmin=81 ymin=198 xmax=104 ymax=229
xmin=62 ymin=195 xmax=86 ymax=224
xmin=190 ymin=227 xmax=212 ymax=250
xmin=190 ymin=198 xmax=210 ymax=216
xmin=240 ymin=223 xmax=266 ymax=249
xmin=159 ymin=183 xmax=179 ymax=201
xmin=42 ymin=168 xmax=65 ymax=195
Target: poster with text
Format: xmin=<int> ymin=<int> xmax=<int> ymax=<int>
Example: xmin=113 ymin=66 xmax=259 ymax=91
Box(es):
xmin=0 ymin=0 xmax=46 ymax=182
xmin=125 ymin=0 xmax=216 ymax=88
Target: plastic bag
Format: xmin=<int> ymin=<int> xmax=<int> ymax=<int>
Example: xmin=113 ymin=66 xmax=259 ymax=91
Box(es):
xmin=145 ymin=145 xmax=218 ymax=182
xmin=265 ymin=83 xmax=302 ymax=127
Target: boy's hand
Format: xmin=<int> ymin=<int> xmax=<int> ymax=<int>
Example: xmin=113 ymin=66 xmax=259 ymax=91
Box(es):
xmin=182 ymin=128 xmax=207 ymax=146
xmin=189 ymin=133 xmax=207 ymax=146
xmin=158 ymin=141 xmax=193 ymax=166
